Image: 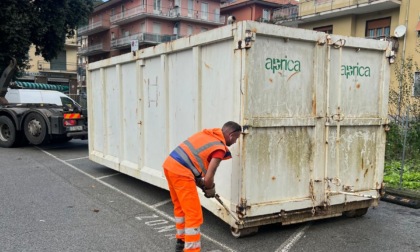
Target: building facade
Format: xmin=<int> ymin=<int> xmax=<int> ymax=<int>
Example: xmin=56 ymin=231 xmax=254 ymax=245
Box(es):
xmin=220 ymin=0 xmax=298 ymax=23
xmin=274 ymin=0 xmax=420 ymax=115
xmin=77 ymin=0 xmax=225 ymax=63
xmin=77 ymin=0 xmax=226 ymax=99
xmin=18 ymin=35 xmax=79 ymax=96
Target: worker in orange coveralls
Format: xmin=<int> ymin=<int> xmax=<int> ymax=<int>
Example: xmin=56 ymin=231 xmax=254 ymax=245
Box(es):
xmin=163 ymin=121 xmax=242 ymax=252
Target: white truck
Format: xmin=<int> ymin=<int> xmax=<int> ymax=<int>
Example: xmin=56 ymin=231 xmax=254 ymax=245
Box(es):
xmin=86 ymin=21 xmax=391 ymax=237
xmin=0 ymin=59 xmax=88 ymax=147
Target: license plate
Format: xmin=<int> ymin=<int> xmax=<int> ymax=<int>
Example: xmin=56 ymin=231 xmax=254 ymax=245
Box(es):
xmin=68 ymin=126 xmax=83 ymax=131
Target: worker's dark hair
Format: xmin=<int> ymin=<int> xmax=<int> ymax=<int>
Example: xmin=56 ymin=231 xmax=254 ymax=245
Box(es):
xmin=222 ymin=121 xmax=242 ymax=133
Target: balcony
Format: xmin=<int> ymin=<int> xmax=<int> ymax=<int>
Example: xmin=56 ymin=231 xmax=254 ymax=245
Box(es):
xmin=274 ymin=0 xmax=401 ymax=26
xmin=110 ymin=4 xmax=225 ymax=26
xmin=111 ymin=33 xmax=180 ymax=49
xmin=37 ymin=61 xmax=77 ymax=72
xmin=77 ymin=19 xmax=110 ymax=36
xmin=78 ymin=43 xmax=110 ymax=56
xmin=65 ymin=36 xmax=78 ymax=47
xmin=111 ymin=33 xmax=144 ymax=49
xmin=111 ymin=6 xmax=146 ymax=25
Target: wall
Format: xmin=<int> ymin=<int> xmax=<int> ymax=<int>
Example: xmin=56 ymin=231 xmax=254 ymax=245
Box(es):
xmin=299 ymin=15 xmax=355 ymax=36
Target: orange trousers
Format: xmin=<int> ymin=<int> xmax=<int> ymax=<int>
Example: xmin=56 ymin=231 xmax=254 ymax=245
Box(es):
xmin=164 ymin=169 xmax=203 ymax=252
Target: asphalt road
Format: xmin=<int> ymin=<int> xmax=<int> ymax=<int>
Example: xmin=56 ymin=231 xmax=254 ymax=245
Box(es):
xmin=1 ymin=140 xmax=419 ymax=252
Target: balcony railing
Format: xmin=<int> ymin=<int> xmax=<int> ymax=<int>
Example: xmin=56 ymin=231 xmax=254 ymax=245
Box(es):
xmin=37 ymin=61 xmax=77 ymax=72
xmin=111 ymin=33 xmax=180 ymax=49
xmin=110 ymin=6 xmax=145 ymax=24
xmin=111 ymin=33 xmax=144 ymax=48
xmin=274 ymin=0 xmax=401 ymax=23
xmin=65 ymin=36 xmax=78 ymax=46
xmin=78 ymin=43 xmax=110 ymax=56
xmin=110 ymin=4 xmax=225 ymax=25
xmin=77 ymin=19 xmax=111 ymax=36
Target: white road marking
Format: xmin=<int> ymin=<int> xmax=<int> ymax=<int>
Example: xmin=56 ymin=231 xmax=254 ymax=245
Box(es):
xmin=38 ymin=147 xmax=237 ymax=252
xmin=152 ymin=199 xmax=173 ymax=208
xmin=275 ymin=222 xmax=311 ymax=252
xmin=96 ymin=173 xmax=121 ymax=180
xmin=64 ymin=156 xmax=89 ymax=162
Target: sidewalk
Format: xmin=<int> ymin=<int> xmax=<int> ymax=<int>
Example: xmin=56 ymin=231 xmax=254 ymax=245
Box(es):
xmin=381 ymin=187 xmax=420 ymax=209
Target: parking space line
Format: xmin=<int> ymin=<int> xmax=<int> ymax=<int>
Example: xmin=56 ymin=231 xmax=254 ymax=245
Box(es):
xmin=37 ymin=147 xmax=237 ymax=252
xmin=152 ymin=199 xmax=173 ymax=208
xmin=64 ymin=156 xmax=89 ymax=162
xmin=275 ymin=222 xmax=311 ymax=252
xmin=97 ymin=173 xmax=121 ymax=180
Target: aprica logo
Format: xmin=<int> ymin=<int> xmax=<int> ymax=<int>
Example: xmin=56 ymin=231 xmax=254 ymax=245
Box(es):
xmin=341 ymin=63 xmax=371 ymax=79
xmin=265 ymin=57 xmax=301 ymax=73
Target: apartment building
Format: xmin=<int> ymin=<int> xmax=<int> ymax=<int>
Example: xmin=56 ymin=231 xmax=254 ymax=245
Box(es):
xmin=76 ymin=0 xmax=225 ymax=98
xmin=77 ymin=0 xmax=225 ymax=63
xmin=274 ymin=0 xmax=420 ymax=115
xmin=220 ymin=0 xmax=298 ymax=23
xmin=17 ymin=35 xmax=79 ymax=95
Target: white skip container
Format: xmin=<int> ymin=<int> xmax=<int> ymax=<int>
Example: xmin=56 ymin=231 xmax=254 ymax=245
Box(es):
xmin=87 ymin=21 xmax=391 ymax=237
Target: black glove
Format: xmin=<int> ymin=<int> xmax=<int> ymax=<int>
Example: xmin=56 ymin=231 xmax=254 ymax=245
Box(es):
xmin=195 ymin=177 xmax=205 ymax=190
xmin=204 ymin=183 xmax=216 ymax=198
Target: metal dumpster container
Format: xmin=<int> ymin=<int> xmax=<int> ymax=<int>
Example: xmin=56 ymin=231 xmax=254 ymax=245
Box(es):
xmin=87 ymin=21 xmax=390 ymax=237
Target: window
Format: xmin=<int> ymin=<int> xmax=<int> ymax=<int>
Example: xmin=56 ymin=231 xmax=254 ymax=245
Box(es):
xmin=50 ymin=50 xmax=66 ymax=71
xmin=366 ymin=17 xmax=391 ymax=39
xmin=414 ymin=72 xmax=420 ymax=97
xmin=214 ymin=8 xmax=220 ymax=22
xmin=262 ymin=9 xmax=270 ymax=22
xmin=187 ymin=25 xmax=193 ymax=35
xmin=140 ymin=22 xmax=145 ymax=32
xmin=60 ymin=97 xmax=78 ymax=109
xmin=154 ymin=0 xmax=161 ymax=11
xmin=201 ymin=3 xmax=208 ymax=20
xmin=314 ymin=25 xmax=333 ymax=34
xmin=122 ymin=29 xmax=129 ymax=37
xmin=153 ymin=22 xmax=161 ymax=34
xmin=201 ymin=27 xmax=208 ymax=33
xmin=111 ymin=8 xmax=115 ymax=16
xmin=188 ymin=0 xmax=194 ymax=17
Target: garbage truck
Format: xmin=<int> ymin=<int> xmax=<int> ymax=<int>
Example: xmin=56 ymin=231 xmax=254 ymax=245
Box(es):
xmin=86 ymin=21 xmax=391 ymax=237
xmin=0 ymin=58 xmax=88 ymax=148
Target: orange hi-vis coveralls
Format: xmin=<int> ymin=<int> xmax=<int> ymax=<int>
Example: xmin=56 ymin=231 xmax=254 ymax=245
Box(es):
xmin=163 ymin=128 xmax=231 ymax=252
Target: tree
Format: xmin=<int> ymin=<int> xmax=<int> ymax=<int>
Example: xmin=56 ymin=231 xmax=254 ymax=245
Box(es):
xmin=388 ymin=56 xmax=420 ymax=123
xmin=0 ymin=0 xmax=94 ymax=74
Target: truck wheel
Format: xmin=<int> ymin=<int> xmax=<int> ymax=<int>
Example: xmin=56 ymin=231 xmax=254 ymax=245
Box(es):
xmin=230 ymin=226 xmax=258 ymax=238
xmin=343 ymin=207 xmax=368 ymax=218
xmin=23 ymin=113 xmax=49 ymax=145
xmin=0 ymin=116 xmax=17 ymax=148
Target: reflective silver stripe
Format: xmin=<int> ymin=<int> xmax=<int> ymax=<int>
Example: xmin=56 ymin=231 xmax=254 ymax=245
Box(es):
xmin=175 ymin=216 xmax=185 ymax=224
xmin=185 ymin=241 xmax=201 ymax=249
xmin=173 ymin=147 xmax=201 ymax=177
xmin=176 ymin=229 xmax=185 ymax=235
xmin=185 ymin=227 xmax=200 ymax=235
xmin=184 ymin=140 xmax=224 ymax=175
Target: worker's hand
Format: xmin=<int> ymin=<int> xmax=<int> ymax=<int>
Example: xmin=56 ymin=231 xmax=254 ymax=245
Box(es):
xmin=204 ymin=184 xmax=216 ymax=198
xmin=195 ymin=177 xmax=205 ymax=190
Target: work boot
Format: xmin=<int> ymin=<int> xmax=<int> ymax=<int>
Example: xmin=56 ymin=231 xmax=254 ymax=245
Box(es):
xmin=175 ymin=239 xmax=184 ymax=252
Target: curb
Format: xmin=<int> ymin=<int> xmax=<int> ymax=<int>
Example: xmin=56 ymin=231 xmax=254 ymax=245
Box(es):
xmin=381 ymin=189 xmax=420 ymax=209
